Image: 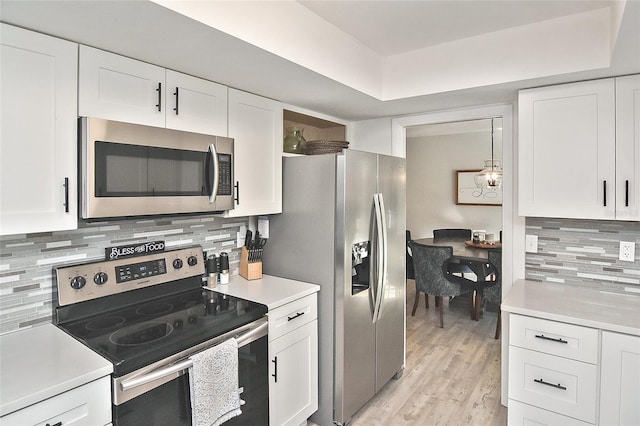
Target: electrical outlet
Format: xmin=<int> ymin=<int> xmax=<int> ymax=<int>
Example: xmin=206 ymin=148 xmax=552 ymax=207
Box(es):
xmin=525 ymin=234 xmax=538 ymax=253
xmin=257 ymin=216 xmax=269 ymax=239
xmin=619 ymin=241 xmax=635 ymax=262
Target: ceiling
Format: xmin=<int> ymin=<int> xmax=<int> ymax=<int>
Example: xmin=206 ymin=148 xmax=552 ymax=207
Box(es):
xmin=299 ymin=0 xmax=612 ymax=56
xmin=1 ymin=0 xmax=638 ymax=122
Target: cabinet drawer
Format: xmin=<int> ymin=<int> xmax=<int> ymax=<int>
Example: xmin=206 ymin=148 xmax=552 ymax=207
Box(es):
xmin=0 ymin=376 xmax=111 ymax=425
xmin=510 ymin=314 xmax=598 ymax=363
xmin=268 ymin=293 xmax=317 ymax=341
xmin=509 ymin=346 xmax=597 ymax=423
xmin=508 ymin=399 xmax=593 ymax=426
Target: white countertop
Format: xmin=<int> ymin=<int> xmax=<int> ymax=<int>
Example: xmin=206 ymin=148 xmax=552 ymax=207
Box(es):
xmin=205 ymin=274 xmax=319 ymax=310
xmin=0 ymin=323 xmax=113 ymax=417
xmin=503 ymin=280 xmax=640 ymax=336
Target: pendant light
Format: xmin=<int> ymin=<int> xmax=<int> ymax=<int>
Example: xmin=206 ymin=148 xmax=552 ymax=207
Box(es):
xmin=475 ymin=118 xmax=503 ymax=189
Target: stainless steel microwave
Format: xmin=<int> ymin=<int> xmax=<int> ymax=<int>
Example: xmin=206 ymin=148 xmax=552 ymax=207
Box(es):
xmin=80 ymin=117 xmax=234 ymax=219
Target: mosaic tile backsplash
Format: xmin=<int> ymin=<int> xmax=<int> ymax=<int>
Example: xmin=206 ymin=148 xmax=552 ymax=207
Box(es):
xmin=525 ymin=217 xmax=640 ymax=294
xmin=0 ymin=215 xmax=248 ymax=334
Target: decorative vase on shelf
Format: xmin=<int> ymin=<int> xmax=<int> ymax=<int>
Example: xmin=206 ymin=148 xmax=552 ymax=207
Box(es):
xmin=283 ymin=126 xmax=307 ymax=154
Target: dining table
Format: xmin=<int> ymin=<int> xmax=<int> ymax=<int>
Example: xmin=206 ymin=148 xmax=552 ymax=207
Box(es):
xmin=414 ymin=238 xmax=501 ymax=258
xmin=413 ymin=237 xmax=501 ymax=320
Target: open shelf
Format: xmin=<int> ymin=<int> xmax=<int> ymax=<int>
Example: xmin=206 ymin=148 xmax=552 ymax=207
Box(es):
xmin=283 ymin=109 xmax=346 ymax=144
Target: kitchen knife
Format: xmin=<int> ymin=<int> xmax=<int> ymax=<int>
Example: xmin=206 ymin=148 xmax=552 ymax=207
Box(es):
xmin=244 ymin=230 xmax=252 ymax=248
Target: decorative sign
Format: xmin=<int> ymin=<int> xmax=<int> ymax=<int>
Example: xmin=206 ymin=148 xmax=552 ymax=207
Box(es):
xmin=105 ymin=241 xmax=165 ymax=260
xmin=456 ymin=169 xmax=502 ymax=206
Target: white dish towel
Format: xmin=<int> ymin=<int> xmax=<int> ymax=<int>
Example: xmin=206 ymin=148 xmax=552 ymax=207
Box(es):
xmin=189 ymin=338 xmax=242 ymax=426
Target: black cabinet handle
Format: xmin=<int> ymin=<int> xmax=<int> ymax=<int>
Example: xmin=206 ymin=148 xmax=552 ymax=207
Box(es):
xmin=45 ymin=422 xmax=62 ymax=426
xmin=626 ymin=180 xmax=630 ymax=207
xmin=534 ymin=378 xmax=567 ymax=390
xmin=287 ymin=312 xmax=305 ymax=321
xmin=534 ymin=334 xmax=568 ymax=344
xmin=156 ymin=82 xmax=162 ymax=111
xmin=234 ymin=181 xmax=240 ymax=205
xmin=603 ymin=180 xmax=607 ymax=207
xmin=272 ymin=356 xmax=278 ymax=383
xmin=173 ymin=87 xmax=179 ymax=115
xmin=63 ymin=177 xmax=69 ymax=213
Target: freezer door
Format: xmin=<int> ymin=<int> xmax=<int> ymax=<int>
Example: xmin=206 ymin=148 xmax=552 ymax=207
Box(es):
xmin=334 ymin=150 xmax=378 ymax=424
xmin=375 ymin=154 xmax=406 ymax=391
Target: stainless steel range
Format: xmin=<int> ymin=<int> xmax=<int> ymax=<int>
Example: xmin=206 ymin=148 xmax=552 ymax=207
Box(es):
xmin=54 ymin=245 xmax=269 ymax=425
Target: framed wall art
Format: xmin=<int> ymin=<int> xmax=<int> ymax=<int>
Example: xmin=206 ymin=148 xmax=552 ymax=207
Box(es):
xmin=456 ymin=169 xmax=502 ymax=206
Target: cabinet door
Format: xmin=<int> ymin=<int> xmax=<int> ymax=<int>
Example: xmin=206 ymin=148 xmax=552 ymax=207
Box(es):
xmin=79 ymin=45 xmax=165 ymax=127
xmin=0 ymin=376 xmax=111 ymax=426
xmin=600 ymin=331 xmax=640 ymax=426
xmin=269 ymin=320 xmax=318 ymax=426
xmin=519 ymin=79 xmax=616 ymax=219
xmin=508 ymin=399 xmax=593 ymax=426
xmin=226 ymin=88 xmax=283 ymax=217
xmin=165 ymin=70 xmax=228 ymax=136
xmin=615 ymin=74 xmax=640 ymax=220
xmin=0 ymin=24 xmax=78 ymax=235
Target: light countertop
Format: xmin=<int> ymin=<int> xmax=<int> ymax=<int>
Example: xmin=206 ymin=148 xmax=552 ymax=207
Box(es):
xmin=0 ymin=323 xmax=113 ymax=417
xmin=503 ymin=279 xmax=640 ymax=336
xmin=205 ymin=274 xmax=319 ymax=310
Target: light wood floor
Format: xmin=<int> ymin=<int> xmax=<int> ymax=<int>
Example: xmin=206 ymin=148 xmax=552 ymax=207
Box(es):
xmin=349 ymin=281 xmax=507 ymax=425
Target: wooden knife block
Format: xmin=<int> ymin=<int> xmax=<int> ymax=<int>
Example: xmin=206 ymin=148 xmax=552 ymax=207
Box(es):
xmin=239 ymin=247 xmax=262 ymax=280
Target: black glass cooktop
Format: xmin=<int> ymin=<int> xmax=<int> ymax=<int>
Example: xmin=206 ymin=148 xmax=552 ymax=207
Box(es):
xmin=57 ymin=287 xmax=267 ymax=376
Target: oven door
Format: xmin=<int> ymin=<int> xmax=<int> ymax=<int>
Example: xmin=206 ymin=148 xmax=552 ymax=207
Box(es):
xmin=113 ymin=317 xmax=268 ymax=426
xmin=80 ymin=116 xmax=234 ymax=218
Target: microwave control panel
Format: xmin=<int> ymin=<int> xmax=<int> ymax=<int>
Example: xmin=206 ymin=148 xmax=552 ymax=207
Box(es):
xmin=218 ymin=153 xmax=232 ymax=196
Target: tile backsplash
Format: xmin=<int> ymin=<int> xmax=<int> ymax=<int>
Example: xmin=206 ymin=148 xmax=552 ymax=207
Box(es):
xmin=525 ymin=217 xmax=640 ymax=293
xmin=0 ymin=215 xmax=248 ymax=334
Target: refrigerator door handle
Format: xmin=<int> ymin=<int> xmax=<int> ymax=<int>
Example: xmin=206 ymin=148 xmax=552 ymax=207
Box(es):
xmin=377 ymin=193 xmax=388 ymax=323
xmin=372 ymin=193 xmax=385 ymax=323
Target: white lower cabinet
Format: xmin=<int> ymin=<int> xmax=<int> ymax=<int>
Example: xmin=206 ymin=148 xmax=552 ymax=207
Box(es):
xmin=508 ymin=400 xmax=593 ymax=426
xmin=508 ymin=314 xmax=598 ymax=425
xmin=599 ymin=332 xmax=640 ymax=426
xmin=508 ymin=314 xmax=640 ymax=426
xmin=0 ymin=376 xmax=111 ymax=426
xmin=509 ymin=346 xmax=597 ymax=423
xmin=268 ymin=293 xmax=318 ymax=426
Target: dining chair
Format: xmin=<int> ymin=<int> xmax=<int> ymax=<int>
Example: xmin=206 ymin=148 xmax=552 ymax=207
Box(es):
xmin=406 ymin=230 xmax=415 ymax=281
xmin=484 ymin=249 xmax=502 ymax=339
xmin=433 ymin=228 xmax=472 ymax=240
xmin=409 ymin=240 xmax=473 ymax=328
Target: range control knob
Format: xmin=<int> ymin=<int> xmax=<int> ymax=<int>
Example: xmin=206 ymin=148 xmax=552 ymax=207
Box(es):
xmin=173 ymin=258 xmax=183 ymax=269
xmin=93 ymin=272 xmax=108 ymax=285
xmin=70 ymin=276 xmax=86 ymax=290
xmin=187 ymin=256 xmax=198 ymax=267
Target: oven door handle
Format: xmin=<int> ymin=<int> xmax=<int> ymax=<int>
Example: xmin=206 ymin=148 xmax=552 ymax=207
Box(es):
xmin=120 ymin=359 xmax=193 ymax=392
xmin=119 ymin=319 xmax=268 ymax=393
xmin=236 ymin=318 xmax=268 ymax=347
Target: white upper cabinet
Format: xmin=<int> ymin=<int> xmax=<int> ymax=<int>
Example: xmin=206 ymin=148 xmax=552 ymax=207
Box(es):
xmin=164 ymin=69 xmax=227 ymax=136
xmin=615 ymin=74 xmax=640 ymax=220
xmin=79 ymin=46 xmax=227 ymax=135
xmin=0 ymin=24 xmax=78 ymax=235
xmin=79 ymin=45 xmax=165 ymax=128
xmin=519 ymin=78 xmax=616 ymax=220
xmin=226 ymin=88 xmax=283 ymax=217
xmin=519 ymin=76 xmax=640 ymax=220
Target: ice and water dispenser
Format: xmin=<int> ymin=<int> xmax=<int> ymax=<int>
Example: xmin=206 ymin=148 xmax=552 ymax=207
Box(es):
xmin=351 ymin=241 xmax=370 ymax=295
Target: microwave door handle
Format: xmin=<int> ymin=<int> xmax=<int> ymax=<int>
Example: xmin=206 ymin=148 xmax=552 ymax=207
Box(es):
xmin=207 ymin=143 xmax=220 ymax=203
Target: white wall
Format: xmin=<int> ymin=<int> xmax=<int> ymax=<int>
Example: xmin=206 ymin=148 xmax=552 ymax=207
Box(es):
xmin=406 ymin=127 xmax=503 ymax=240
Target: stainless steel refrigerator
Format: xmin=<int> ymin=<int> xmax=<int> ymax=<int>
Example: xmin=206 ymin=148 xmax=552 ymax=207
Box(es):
xmin=263 ymin=150 xmax=406 ymax=426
